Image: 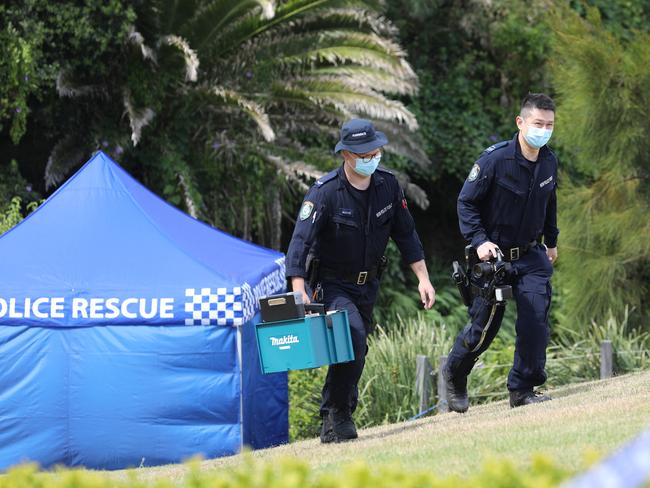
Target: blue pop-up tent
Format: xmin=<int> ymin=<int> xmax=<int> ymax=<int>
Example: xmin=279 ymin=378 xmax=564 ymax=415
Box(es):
xmin=0 ymin=151 xmax=288 ymax=470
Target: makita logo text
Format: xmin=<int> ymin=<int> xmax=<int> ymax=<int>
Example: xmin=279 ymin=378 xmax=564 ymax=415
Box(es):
xmin=270 ymin=335 xmax=300 ymax=347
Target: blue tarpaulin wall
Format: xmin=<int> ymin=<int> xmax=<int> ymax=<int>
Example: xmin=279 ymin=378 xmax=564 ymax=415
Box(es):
xmin=0 ymin=152 xmax=288 ymax=470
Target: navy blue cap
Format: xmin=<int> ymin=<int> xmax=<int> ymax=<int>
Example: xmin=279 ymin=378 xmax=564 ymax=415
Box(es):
xmin=334 ymin=119 xmax=388 ymax=154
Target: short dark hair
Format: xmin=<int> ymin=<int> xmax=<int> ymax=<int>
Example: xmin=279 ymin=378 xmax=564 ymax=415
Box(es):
xmin=520 ymin=93 xmax=555 ymax=117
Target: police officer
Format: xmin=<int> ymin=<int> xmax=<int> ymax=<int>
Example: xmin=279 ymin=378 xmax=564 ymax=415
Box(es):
xmin=445 ymin=93 xmax=559 ymax=412
xmin=286 ymin=119 xmax=436 ymax=443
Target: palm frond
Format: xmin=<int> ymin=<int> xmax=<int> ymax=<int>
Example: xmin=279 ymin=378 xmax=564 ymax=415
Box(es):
xmin=391 ymin=170 xmax=429 ymax=210
xmin=265 ymin=155 xmax=323 ymax=191
xmin=274 ymin=81 xmax=418 ymax=129
xmin=45 ymin=137 xmax=88 ymax=190
xmin=255 ymin=30 xmax=415 ymax=80
xmin=209 ymin=87 xmax=275 ymax=142
xmin=208 ymin=0 xmax=384 ymax=58
xmin=187 ymin=0 xmax=276 ymax=52
xmin=306 ymin=66 xmax=417 ymax=95
xmin=373 ymin=120 xmax=431 ymax=168
xmin=282 ymin=7 xmax=397 ymax=37
xmin=123 ymin=90 xmax=156 ymax=146
xmin=128 ymin=28 xmax=157 ymax=63
xmin=178 ymin=172 xmax=199 ymax=217
xmin=159 ymin=35 xmax=199 ymax=81
xmin=56 ymin=70 xmax=106 ymax=98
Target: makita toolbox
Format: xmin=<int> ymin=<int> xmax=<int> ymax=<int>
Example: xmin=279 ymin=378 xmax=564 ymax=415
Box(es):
xmin=255 ymin=301 xmax=354 ymax=374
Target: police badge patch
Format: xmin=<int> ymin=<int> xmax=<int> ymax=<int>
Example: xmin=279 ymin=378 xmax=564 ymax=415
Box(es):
xmin=467 ymin=163 xmax=481 ymax=182
xmin=299 ymin=201 xmax=314 ymax=220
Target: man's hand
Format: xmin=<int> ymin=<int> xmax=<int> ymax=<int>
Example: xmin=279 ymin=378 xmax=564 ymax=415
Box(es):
xmin=477 ymin=241 xmax=500 ymax=261
xmin=418 ymin=280 xmax=436 ymax=309
xmin=290 ymin=276 xmax=311 ymax=305
xmin=409 ymin=260 xmax=435 ymax=309
xmin=546 ymin=246 xmax=558 ymax=264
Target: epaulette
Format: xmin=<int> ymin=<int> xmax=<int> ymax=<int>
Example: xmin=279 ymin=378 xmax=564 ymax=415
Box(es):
xmin=483 ymin=140 xmax=509 ymax=154
xmin=314 ymin=169 xmax=338 ymax=187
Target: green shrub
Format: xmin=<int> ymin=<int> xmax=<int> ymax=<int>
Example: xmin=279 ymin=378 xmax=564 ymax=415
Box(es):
xmin=288 ymin=367 xmax=327 ymax=441
xmin=0 ymin=454 xmax=579 ymax=487
xmin=0 ymin=196 xmax=38 ymax=235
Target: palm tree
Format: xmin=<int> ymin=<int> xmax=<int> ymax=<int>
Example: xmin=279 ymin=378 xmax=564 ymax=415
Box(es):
xmin=49 ymin=0 xmax=428 ymax=210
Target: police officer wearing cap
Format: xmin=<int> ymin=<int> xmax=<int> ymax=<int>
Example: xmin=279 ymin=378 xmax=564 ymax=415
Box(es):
xmin=286 ymin=118 xmax=436 ymax=443
xmin=444 ymin=93 xmax=559 ymax=412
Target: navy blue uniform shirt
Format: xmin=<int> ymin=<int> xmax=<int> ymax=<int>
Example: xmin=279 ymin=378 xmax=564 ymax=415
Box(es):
xmin=286 ymin=165 xmax=424 ymax=278
xmin=457 ymin=134 xmax=559 ymax=249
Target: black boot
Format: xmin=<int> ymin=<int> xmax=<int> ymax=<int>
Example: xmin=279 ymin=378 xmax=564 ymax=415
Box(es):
xmin=330 ymin=407 xmax=358 ymax=441
xmin=320 ymin=413 xmax=337 ymax=443
xmin=444 ymin=367 xmax=469 ymax=413
xmin=509 ymin=389 xmax=552 ymax=408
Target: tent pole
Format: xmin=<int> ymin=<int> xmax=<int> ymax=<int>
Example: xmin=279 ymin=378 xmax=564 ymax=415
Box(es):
xmin=236 ymin=324 xmax=244 ymax=453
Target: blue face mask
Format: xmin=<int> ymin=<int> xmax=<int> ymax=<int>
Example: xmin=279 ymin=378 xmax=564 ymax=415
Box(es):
xmin=524 ymin=126 xmax=553 ymax=149
xmin=353 ymin=154 xmax=381 ymax=176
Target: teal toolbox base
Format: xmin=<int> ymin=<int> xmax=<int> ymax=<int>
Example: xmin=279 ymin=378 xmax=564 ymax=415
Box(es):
xmin=255 ymin=310 xmax=355 ymax=374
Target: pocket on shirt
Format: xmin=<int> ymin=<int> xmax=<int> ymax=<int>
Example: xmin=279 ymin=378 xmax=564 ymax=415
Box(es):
xmin=332 ymin=216 xmax=360 ymax=245
xmin=332 ymin=215 xmax=359 ymax=229
xmin=494 ymin=178 xmax=526 ymax=217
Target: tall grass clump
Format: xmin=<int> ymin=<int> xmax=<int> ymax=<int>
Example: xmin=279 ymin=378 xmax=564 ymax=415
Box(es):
xmin=289 ymin=303 xmax=650 ymax=440
xmin=289 ymin=312 xmax=455 ymax=439
xmin=356 ymin=313 xmax=455 ymax=427
xmin=548 ymin=306 xmax=650 ymax=387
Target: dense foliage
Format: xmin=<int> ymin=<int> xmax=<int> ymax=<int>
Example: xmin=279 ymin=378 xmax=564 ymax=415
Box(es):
xmin=0 ymin=0 xmax=428 ymax=249
xmin=550 ymin=5 xmax=650 ymax=329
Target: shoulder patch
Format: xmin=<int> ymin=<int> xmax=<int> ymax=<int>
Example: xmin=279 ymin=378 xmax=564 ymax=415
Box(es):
xmin=299 ymin=201 xmax=314 ymax=220
xmin=467 ymin=163 xmax=481 ymax=182
xmin=315 ymin=170 xmax=338 ymax=187
xmin=483 ymin=140 xmax=509 ymax=154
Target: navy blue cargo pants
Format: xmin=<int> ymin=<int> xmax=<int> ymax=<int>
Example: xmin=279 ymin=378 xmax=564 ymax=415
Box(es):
xmin=446 ymin=245 xmax=553 ymax=391
xmin=318 ymin=279 xmax=377 ymax=416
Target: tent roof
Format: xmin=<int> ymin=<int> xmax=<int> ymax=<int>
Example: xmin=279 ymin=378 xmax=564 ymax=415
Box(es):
xmin=0 ymin=151 xmax=285 ymax=326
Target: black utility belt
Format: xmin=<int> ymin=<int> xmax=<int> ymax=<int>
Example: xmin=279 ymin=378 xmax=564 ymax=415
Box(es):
xmin=319 ymin=265 xmax=379 ymax=285
xmin=500 ymin=240 xmax=537 ymax=262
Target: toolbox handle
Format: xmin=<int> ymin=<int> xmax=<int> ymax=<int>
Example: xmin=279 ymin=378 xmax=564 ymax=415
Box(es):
xmin=304 ymin=303 xmax=325 ymax=315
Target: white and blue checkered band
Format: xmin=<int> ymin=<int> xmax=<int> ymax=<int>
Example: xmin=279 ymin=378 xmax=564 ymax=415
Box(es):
xmin=184 ymin=287 xmax=244 ymax=326
xmin=184 ymin=257 xmax=286 ymax=326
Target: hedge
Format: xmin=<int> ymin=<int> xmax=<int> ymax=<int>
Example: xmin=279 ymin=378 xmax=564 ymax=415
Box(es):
xmin=0 ymin=454 xmax=576 ymax=488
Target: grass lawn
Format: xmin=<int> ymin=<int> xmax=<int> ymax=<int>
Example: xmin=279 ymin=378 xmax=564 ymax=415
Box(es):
xmin=110 ymin=370 xmax=650 ymax=483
